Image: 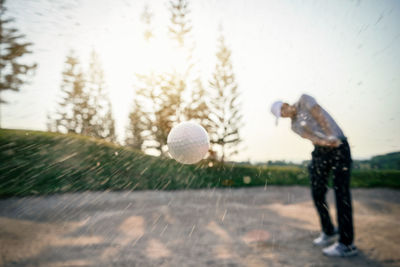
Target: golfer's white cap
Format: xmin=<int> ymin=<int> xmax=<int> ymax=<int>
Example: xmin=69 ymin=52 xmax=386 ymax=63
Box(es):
xmin=270 ymin=101 xmax=283 ymax=126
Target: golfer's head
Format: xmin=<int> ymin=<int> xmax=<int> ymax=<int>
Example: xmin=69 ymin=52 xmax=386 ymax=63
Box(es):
xmin=280 ymin=103 xmax=294 ymax=118
xmin=271 ymin=101 xmax=295 ymax=125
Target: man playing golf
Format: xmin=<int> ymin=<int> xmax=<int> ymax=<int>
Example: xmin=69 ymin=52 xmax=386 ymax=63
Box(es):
xmin=271 ymin=94 xmax=357 ymax=257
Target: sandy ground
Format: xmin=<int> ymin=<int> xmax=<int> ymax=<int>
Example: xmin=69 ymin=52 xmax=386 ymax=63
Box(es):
xmin=0 ymin=186 xmax=399 ymax=267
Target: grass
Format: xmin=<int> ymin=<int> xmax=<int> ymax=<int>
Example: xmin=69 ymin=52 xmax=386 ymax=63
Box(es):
xmin=1 ymin=129 xmax=399 ymax=197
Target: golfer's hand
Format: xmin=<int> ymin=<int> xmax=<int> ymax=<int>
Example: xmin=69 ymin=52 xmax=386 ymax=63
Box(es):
xmin=314 ymin=138 xmax=341 ymax=147
xmin=326 ymin=139 xmax=341 ymax=147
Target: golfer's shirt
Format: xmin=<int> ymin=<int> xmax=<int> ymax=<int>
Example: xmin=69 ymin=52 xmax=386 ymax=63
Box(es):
xmin=291 ymin=94 xmax=346 ymax=141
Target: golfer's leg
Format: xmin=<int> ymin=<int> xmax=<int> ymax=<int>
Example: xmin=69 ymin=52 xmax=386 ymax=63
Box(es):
xmin=332 ymin=142 xmax=354 ymax=245
xmin=309 ymin=149 xmax=335 ymax=235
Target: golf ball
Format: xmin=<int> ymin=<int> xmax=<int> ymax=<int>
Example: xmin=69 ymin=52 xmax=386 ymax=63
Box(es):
xmin=167 ymin=122 xmax=209 ymax=164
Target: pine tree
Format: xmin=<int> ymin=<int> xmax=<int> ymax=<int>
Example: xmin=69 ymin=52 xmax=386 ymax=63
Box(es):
xmin=102 ymin=100 xmax=116 ymax=142
xmin=155 ymin=73 xmax=185 ymax=155
xmin=53 ymin=51 xmax=88 ymax=134
xmin=125 ymin=97 xmax=146 ymax=151
xmin=168 ymin=0 xmax=195 ymax=79
xmin=86 ymin=49 xmax=116 ymax=142
xmin=184 ymin=78 xmax=210 ymax=128
xmin=168 ymin=0 xmax=192 ymax=47
xmin=168 ymin=0 xmax=210 ymax=126
xmin=132 ymin=0 xmax=207 ymax=157
xmin=0 ymin=0 xmax=37 ymax=127
xmin=208 ymin=33 xmax=243 ymax=162
xmin=51 ymin=50 xmax=116 ymax=142
xmin=131 ymin=74 xmax=156 ymax=154
xmin=140 ymin=4 xmax=154 ymax=42
xmin=168 ymin=0 xmax=206 ymax=124
xmin=183 ymin=77 xmax=217 ymax=160
xmin=133 ymin=72 xmax=185 ymax=155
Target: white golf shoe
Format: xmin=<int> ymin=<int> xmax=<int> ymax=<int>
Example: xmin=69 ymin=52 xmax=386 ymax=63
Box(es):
xmin=322 ymin=242 xmax=358 ymax=257
xmin=313 ymin=232 xmax=337 ymax=246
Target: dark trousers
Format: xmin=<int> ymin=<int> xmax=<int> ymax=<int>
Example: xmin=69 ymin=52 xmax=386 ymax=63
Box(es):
xmin=308 ymin=139 xmax=354 ymax=245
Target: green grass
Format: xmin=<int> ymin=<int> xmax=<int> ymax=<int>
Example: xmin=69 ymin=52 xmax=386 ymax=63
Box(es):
xmin=1 ymin=129 xmax=399 ymax=197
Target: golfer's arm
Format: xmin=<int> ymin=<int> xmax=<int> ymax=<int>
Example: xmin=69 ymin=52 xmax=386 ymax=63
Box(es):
xmin=300 ymin=131 xmax=325 ymax=146
xmin=310 ymin=105 xmax=334 ymax=136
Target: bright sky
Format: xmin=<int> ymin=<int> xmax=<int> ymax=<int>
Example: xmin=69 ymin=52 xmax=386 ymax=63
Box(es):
xmin=2 ymin=0 xmax=400 ymax=162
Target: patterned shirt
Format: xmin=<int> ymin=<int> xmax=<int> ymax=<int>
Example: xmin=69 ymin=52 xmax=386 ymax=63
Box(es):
xmin=291 ymin=94 xmax=345 ymax=140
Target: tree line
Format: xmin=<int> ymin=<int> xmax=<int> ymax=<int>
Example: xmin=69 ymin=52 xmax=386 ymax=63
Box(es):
xmin=0 ymin=0 xmax=243 ymax=162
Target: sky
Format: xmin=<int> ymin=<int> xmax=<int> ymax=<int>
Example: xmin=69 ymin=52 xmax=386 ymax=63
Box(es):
xmin=2 ymin=0 xmax=400 ymax=163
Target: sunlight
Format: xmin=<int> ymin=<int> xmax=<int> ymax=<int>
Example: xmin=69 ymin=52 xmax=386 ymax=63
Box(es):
xmin=136 ymin=36 xmax=190 ymax=75
xmin=94 ymin=30 xmax=191 ymax=125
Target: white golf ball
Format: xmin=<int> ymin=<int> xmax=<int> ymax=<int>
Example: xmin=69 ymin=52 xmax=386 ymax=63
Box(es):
xmin=167 ymin=122 xmax=209 ymax=164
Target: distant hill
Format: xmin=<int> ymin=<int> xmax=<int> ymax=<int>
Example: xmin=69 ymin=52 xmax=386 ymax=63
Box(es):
xmin=258 ymin=152 xmax=400 ymax=171
xmin=369 ymin=152 xmax=400 ymax=170
xmin=352 ymin=152 xmax=400 ymax=170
